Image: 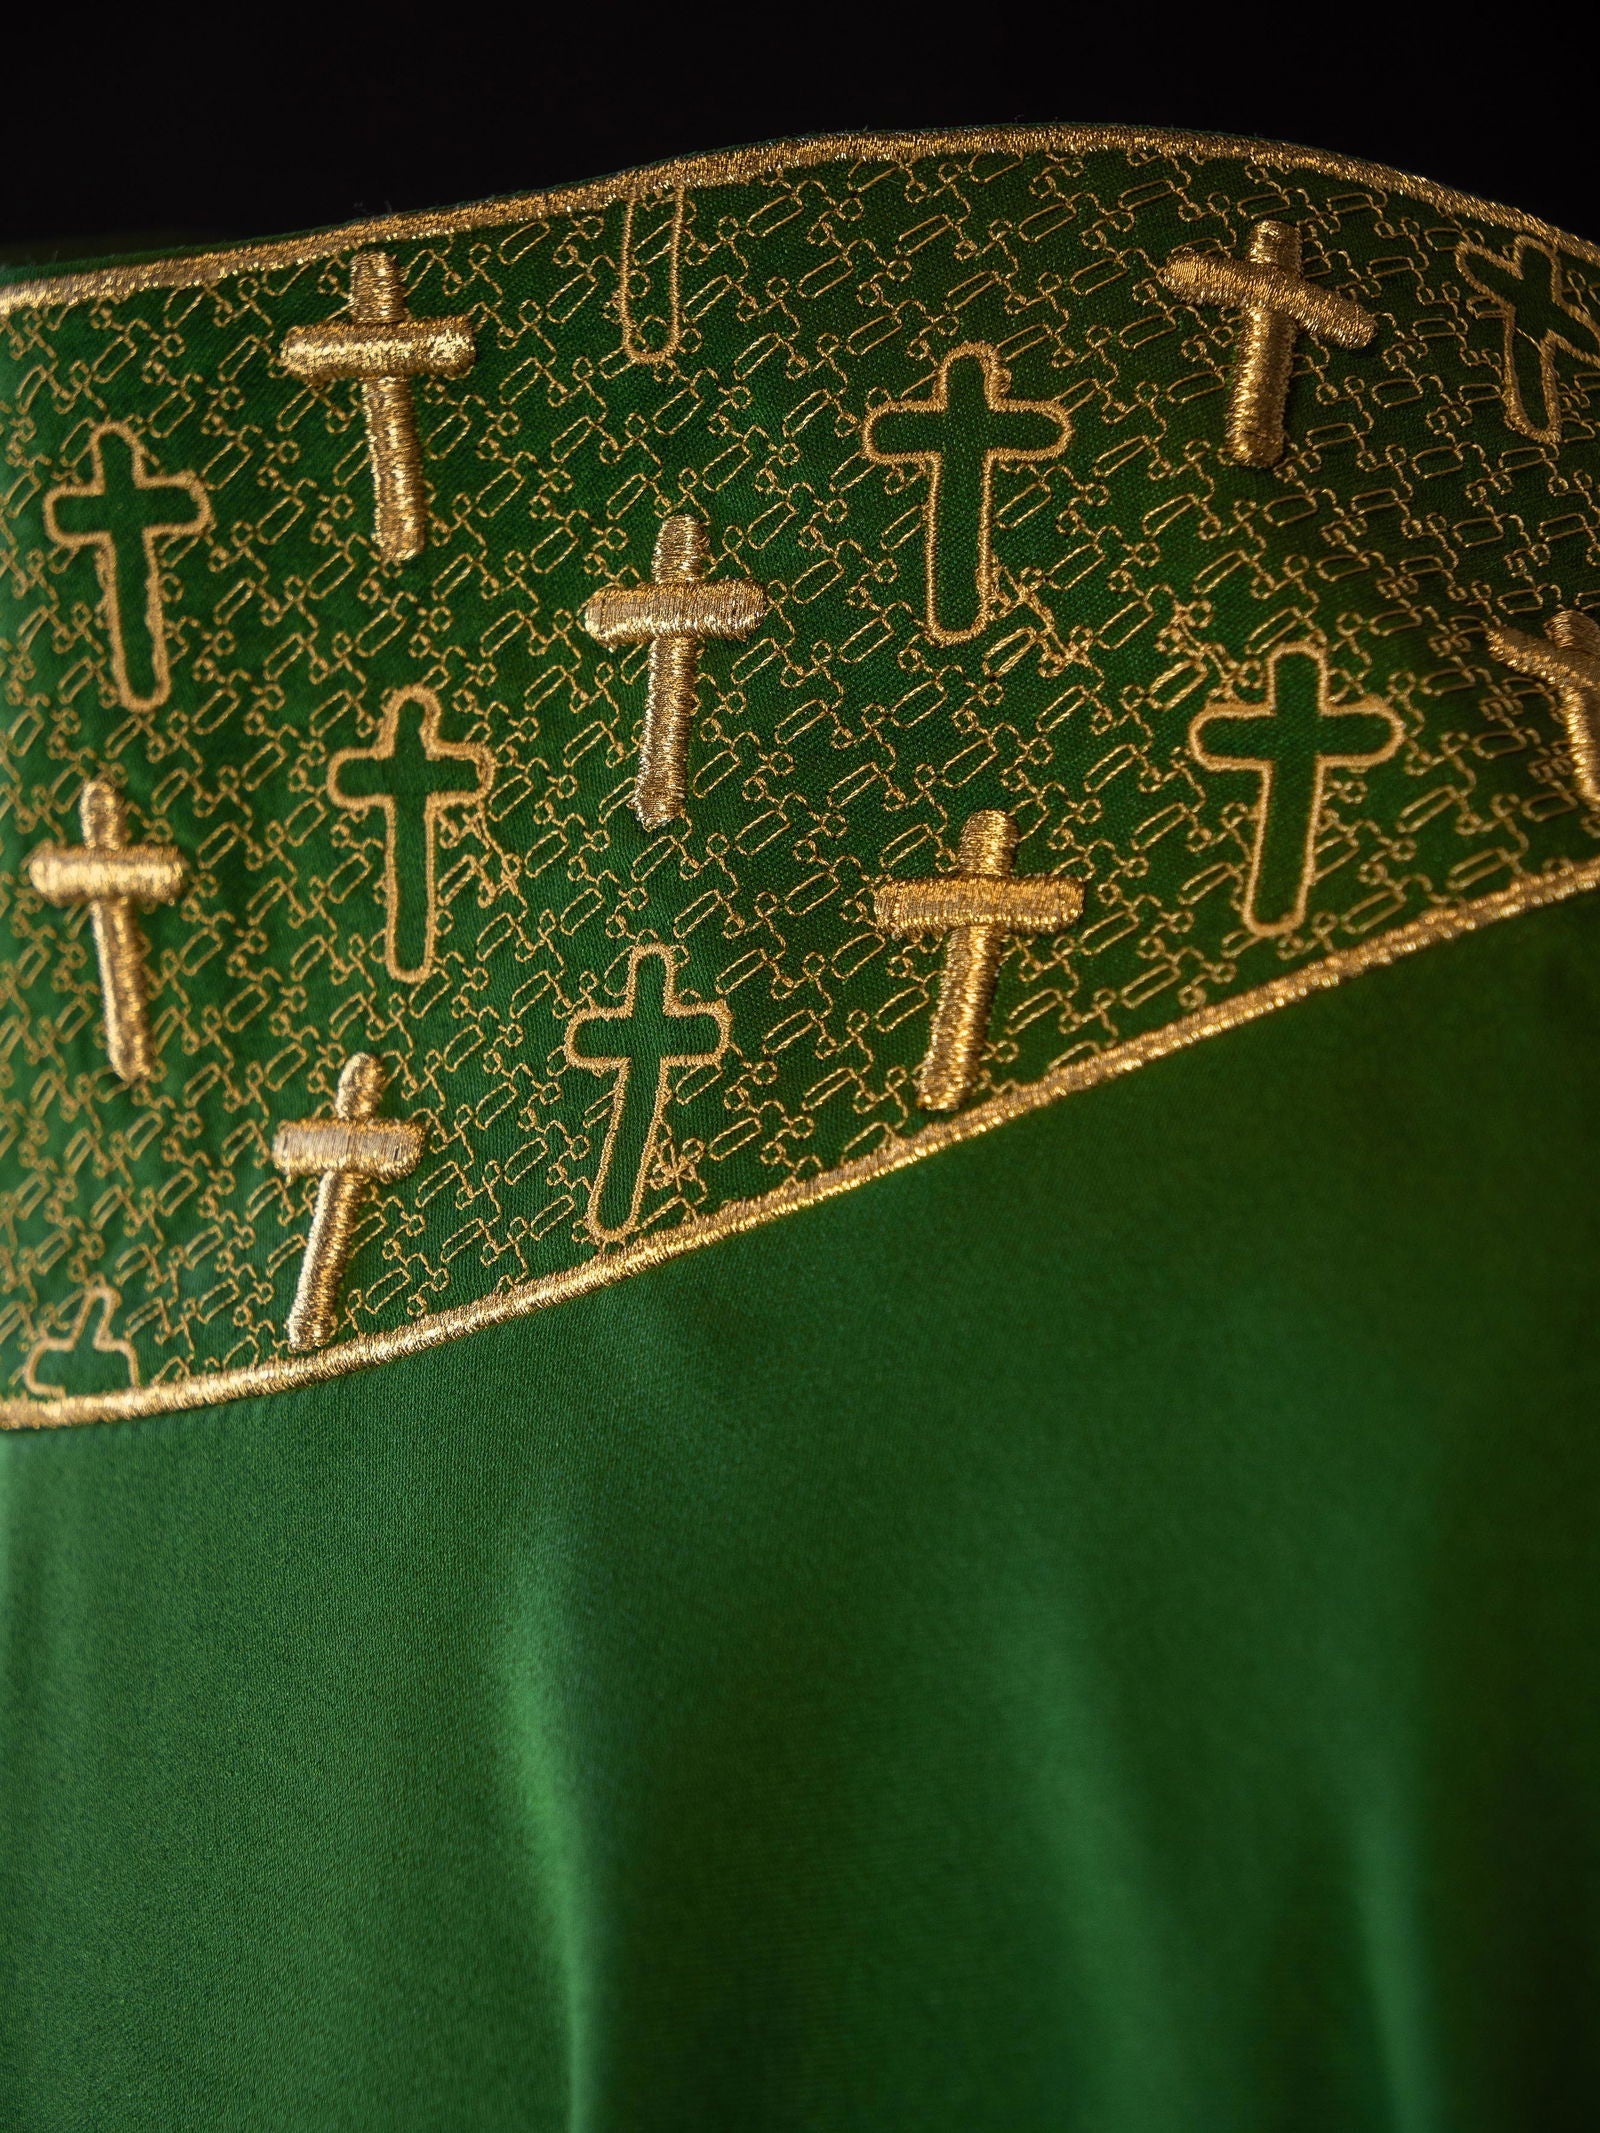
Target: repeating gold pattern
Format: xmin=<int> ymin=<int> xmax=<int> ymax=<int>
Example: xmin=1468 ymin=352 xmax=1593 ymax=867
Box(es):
xmin=4 ymin=125 xmax=1600 ymax=1426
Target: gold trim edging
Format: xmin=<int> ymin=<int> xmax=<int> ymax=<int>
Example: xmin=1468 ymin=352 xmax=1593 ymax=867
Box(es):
xmin=7 ymin=859 xmax=1598 ymax=1428
xmin=4 ymin=123 xmax=1600 ymax=319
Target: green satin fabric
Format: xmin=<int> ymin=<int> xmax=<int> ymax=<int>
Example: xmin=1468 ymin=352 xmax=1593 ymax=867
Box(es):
xmin=4 ymin=892 xmax=1599 ymax=2130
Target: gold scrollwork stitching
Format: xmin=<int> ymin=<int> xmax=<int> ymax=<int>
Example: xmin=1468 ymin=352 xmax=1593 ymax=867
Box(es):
xmin=619 ymin=186 xmax=686 ymax=363
xmin=13 ymin=855 xmax=1600 ymax=1430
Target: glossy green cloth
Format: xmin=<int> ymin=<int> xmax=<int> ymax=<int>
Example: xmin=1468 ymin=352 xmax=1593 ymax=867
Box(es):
xmin=5 ymin=890 xmax=1598 ymax=2130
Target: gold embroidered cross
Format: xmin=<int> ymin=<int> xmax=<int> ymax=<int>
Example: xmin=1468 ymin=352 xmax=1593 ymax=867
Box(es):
xmin=582 ymin=514 xmax=768 ymax=829
xmin=564 ymin=945 xmax=731 ymax=1241
xmin=1457 ymin=239 xmax=1600 ymax=443
xmin=875 ymin=809 xmax=1083 ymax=1112
xmin=862 ymin=343 xmax=1070 ymax=642
xmin=43 ymin=424 xmax=210 ymax=709
xmin=1488 ymin=609 xmax=1600 ymax=801
xmin=327 ymin=685 xmax=493 ymax=982
xmin=281 ymin=250 xmax=475 ymax=561
xmin=1189 ymin=645 xmax=1403 ymax=935
xmin=22 ymin=1279 xmax=140 ymax=1397
xmin=1160 ymin=221 xmax=1375 ymax=466
xmin=272 ymin=1052 xmax=424 ymax=1352
xmin=27 ymin=777 xmax=187 ymax=1084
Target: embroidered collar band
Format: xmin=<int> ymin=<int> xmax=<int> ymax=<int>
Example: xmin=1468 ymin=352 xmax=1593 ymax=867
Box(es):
xmin=5 ymin=126 xmax=1599 ymax=1425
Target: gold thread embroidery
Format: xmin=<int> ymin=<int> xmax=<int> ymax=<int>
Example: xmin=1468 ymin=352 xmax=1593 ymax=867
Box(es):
xmin=582 ymin=514 xmax=768 ymax=828
xmin=327 ymin=686 xmax=493 ymax=982
xmin=563 ymin=944 xmax=731 ymax=1241
xmin=22 ymin=1279 xmax=139 ymax=1395
xmin=619 ymin=186 xmax=686 ymax=363
xmin=42 ymin=423 xmax=210 ymax=710
xmin=10 ymin=853 xmax=1597 ymax=1429
xmin=1457 ymin=237 xmax=1600 ymax=443
xmin=8 ymin=130 xmax=1600 ymax=1428
xmin=1189 ymin=645 xmax=1403 ymax=936
xmin=281 ymin=250 xmax=475 ymax=562
xmin=1159 ymin=221 xmax=1375 ymax=466
xmin=1488 ymin=611 xmax=1600 ymax=802
xmin=862 ymin=343 xmax=1070 ymax=643
xmin=26 ymin=777 xmax=187 ymax=1084
xmin=272 ymin=1052 xmax=424 ymax=1352
xmin=875 ymin=809 xmax=1084 ymax=1111
xmin=9 ymin=126 xmax=1597 ymax=321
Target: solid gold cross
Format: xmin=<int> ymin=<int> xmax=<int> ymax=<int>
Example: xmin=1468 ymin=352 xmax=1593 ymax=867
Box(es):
xmin=1488 ymin=609 xmax=1600 ymax=803
xmin=875 ymin=809 xmax=1083 ymax=1112
xmin=582 ymin=513 xmax=767 ymax=828
xmin=272 ymin=1052 xmax=424 ymax=1352
xmin=1161 ymin=220 xmax=1375 ymax=466
xmin=281 ymin=249 xmax=475 ymax=561
xmin=27 ymin=777 xmax=186 ymax=1083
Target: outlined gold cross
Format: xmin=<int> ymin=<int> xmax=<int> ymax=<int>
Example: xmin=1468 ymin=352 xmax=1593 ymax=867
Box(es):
xmin=875 ymin=809 xmax=1083 ymax=1112
xmin=27 ymin=777 xmax=186 ymax=1083
xmin=1489 ymin=609 xmax=1600 ymax=801
xmin=1188 ymin=645 xmax=1403 ymax=936
xmin=272 ymin=1053 xmax=424 ymax=1352
xmin=1457 ymin=238 xmax=1600 ymax=443
xmin=327 ymin=685 xmax=493 ymax=982
xmin=582 ymin=513 xmax=768 ymax=828
xmin=43 ymin=424 xmax=210 ymax=709
xmin=563 ymin=945 xmax=730 ymax=1241
xmin=862 ymin=343 xmax=1070 ymax=642
xmin=281 ymin=250 xmax=475 ymax=560
xmin=1161 ymin=221 xmax=1375 ymax=466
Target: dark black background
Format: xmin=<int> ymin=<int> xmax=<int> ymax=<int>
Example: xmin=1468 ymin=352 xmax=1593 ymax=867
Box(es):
xmin=3 ymin=3 xmax=1593 ymax=259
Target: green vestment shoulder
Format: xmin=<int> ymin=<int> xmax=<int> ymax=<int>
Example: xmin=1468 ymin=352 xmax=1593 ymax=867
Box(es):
xmin=1 ymin=127 xmax=1598 ymax=2129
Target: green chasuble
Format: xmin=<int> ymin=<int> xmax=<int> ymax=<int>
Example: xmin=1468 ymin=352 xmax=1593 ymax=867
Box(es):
xmin=2 ymin=127 xmax=1598 ymax=2127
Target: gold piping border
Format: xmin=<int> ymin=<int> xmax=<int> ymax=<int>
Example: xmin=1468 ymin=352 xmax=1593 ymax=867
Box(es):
xmin=7 ymin=857 xmax=1599 ymax=1428
xmin=3 ymin=123 xmax=1600 ymax=319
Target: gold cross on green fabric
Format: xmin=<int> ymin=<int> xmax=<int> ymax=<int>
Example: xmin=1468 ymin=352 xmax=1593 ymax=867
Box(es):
xmin=1189 ymin=647 xmax=1403 ymax=936
xmin=43 ymin=425 xmax=209 ymax=709
xmin=26 ymin=777 xmax=187 ymax=1084
xmin=1489 ymin=609 xmax=1600 ymax=801
xmin=1159 ymin=221 xmax=1375 ymax=467
xmin=1458 ymin=238 xmax=1600 ymax=441
xmin=327 ymin=687 xmax=492 ymax=982
xmin=863 ymin=343 xmax=1069 ymax=642
xmin=563 ymin=947 xmax=730 ymax=1242
xmin=21 ymin=1279 xmax=139 ymax=1397
xmin=582 ymin=514 xmax=767 ymax=828
xmin=272 ymin=1053 xmax=424 ymax=1352
xmin=281 ymin=250 xmax=475 ymax=561
xmin=875 ymin=810 xmax=1083 ymax=1111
